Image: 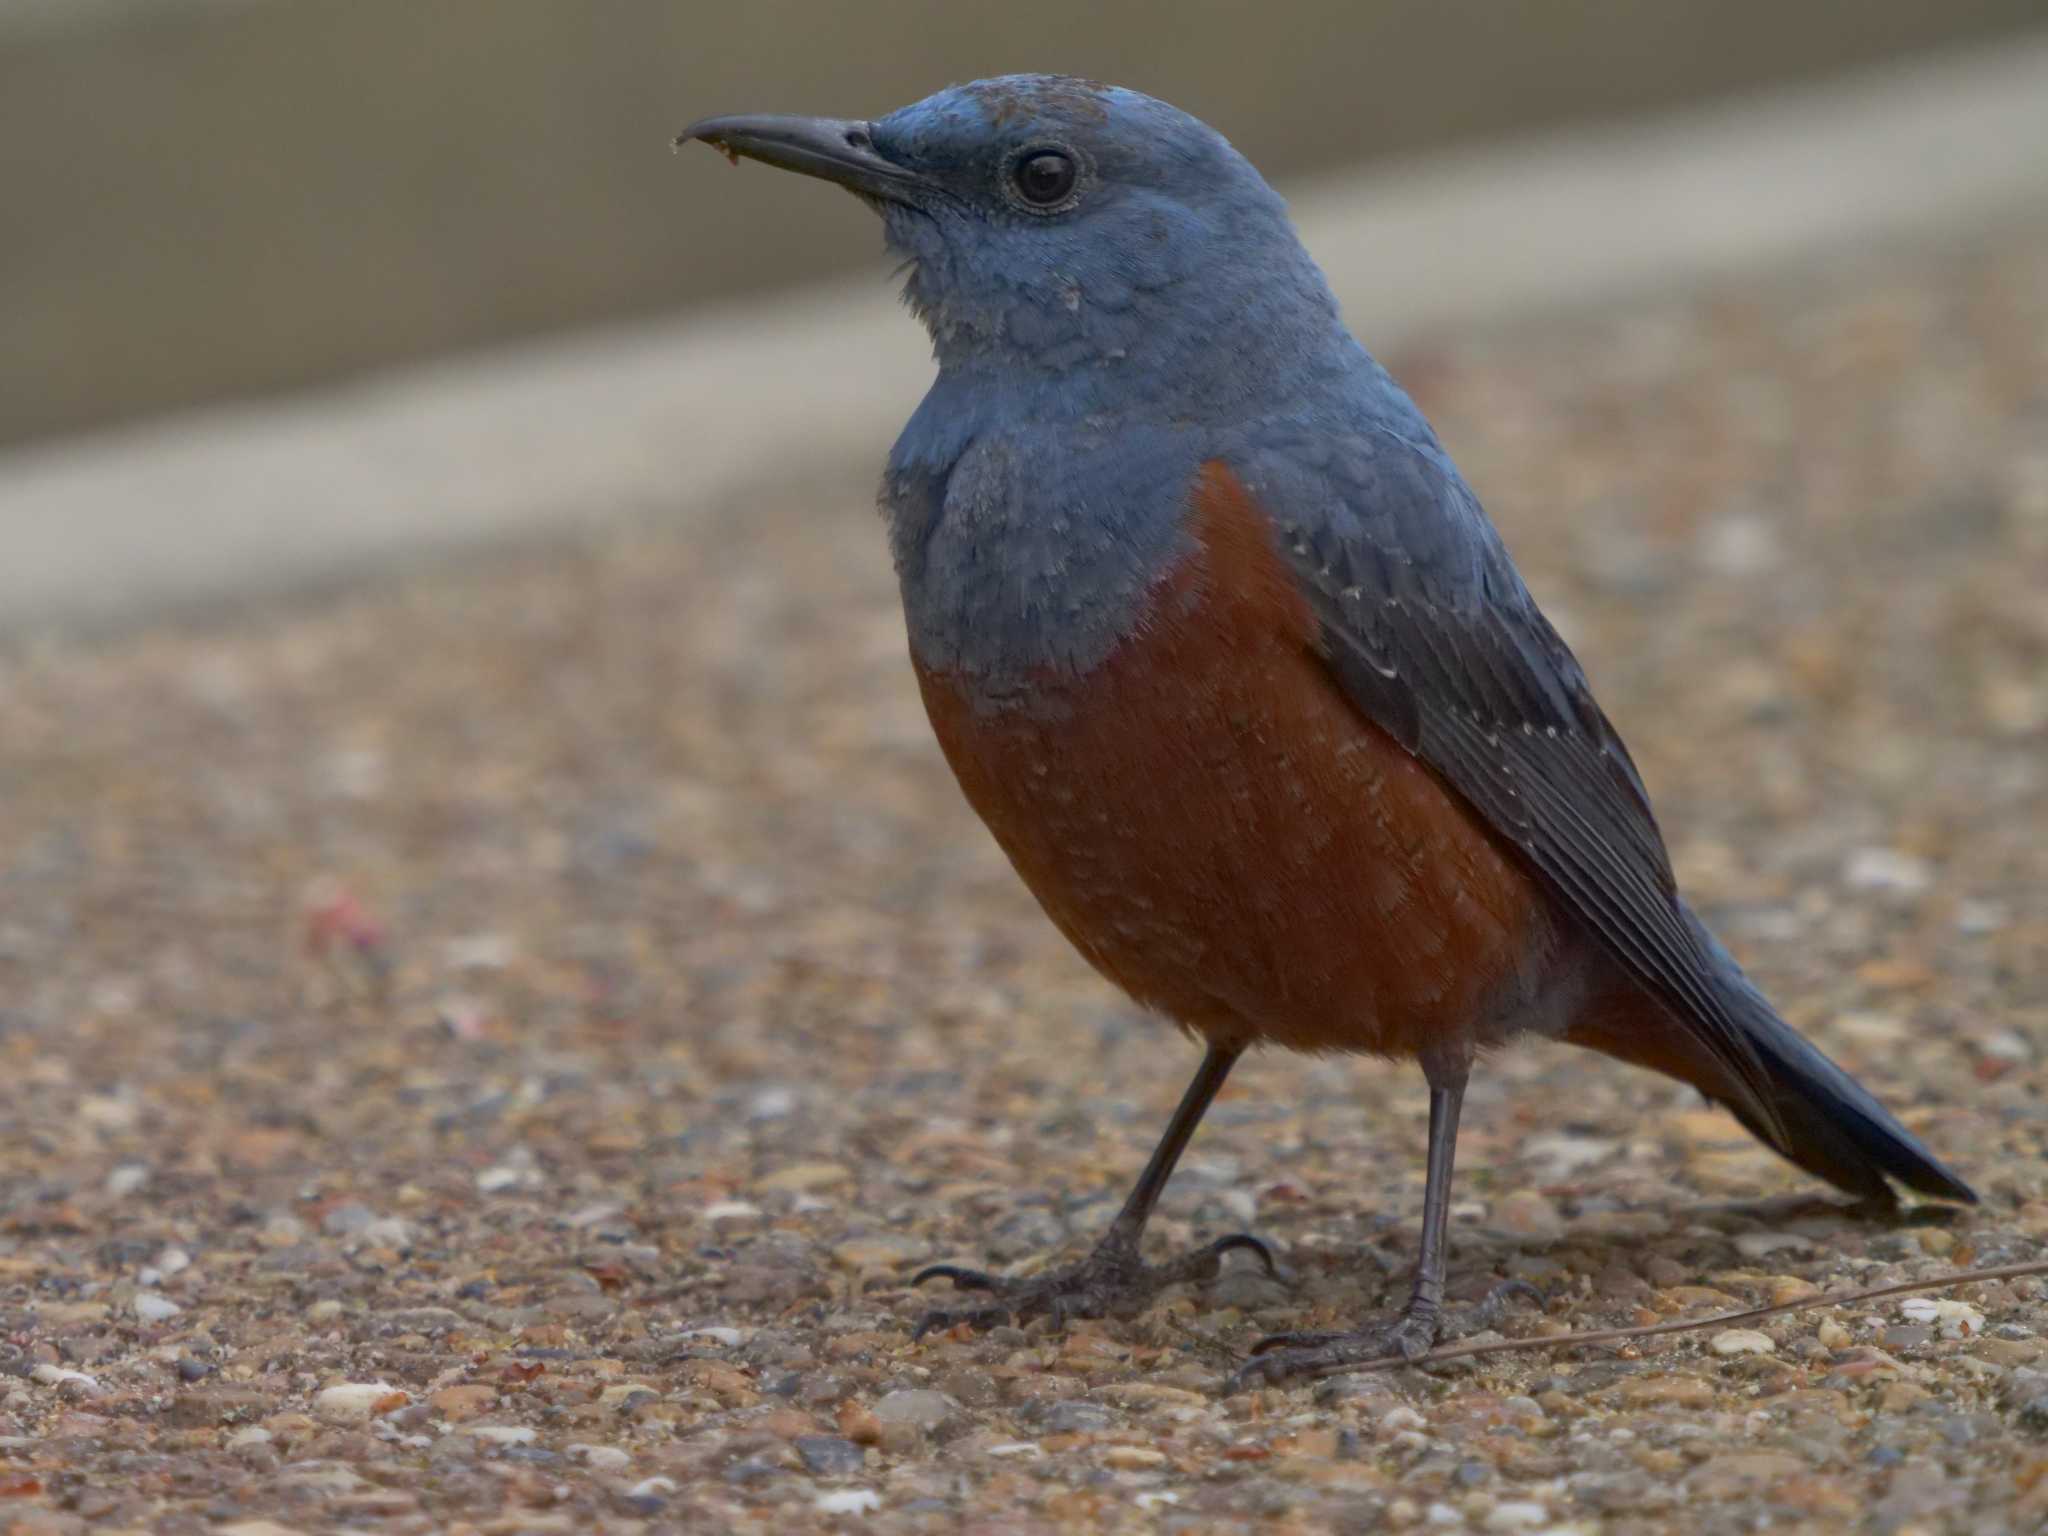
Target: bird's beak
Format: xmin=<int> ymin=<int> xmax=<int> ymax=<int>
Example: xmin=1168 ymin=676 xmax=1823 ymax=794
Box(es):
xmin=673 ymin=114 xmax=929 ymax=206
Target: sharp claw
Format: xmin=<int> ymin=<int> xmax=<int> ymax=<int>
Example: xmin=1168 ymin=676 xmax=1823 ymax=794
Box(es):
xmin=1466 ymin=1278 xmax=1545 ymax=1328
xmin=912 ymin=1263 xmax=1001 ymax=1292
xmin=911 ymin=1237 xmax=1265 ymax=1345
xmin=1247 ymin=1328 xmax=1341 ymax=1357
xmin=1207 ymin=1231 xmax=1280 ymax=1278
xmin=1226 ymin=1349 xmax=1307 ymax=1394
xmin=1233 ymin=1311 xmax=1443 ymax=1387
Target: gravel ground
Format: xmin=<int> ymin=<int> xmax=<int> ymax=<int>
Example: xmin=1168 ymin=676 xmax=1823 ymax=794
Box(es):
xmin=2 ymin=217 xmax=2046 ymax=1535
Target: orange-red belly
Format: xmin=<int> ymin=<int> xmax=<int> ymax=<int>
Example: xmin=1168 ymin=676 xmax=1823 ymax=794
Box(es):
xmin=913 ymin=463 xmax=1558 ymax=1059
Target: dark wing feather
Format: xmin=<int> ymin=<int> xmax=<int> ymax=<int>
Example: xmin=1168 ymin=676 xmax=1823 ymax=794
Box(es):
xmin=1231 ymin=425 xmax=1784 ymax=1138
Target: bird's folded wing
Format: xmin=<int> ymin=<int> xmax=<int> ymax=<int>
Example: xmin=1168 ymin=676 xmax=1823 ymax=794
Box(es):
xmin=1227 ymin=426 xmax=1783 ymax=1136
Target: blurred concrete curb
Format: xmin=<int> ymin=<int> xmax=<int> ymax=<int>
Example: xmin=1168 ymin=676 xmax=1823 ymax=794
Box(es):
xmin=4 ymin=33 xmax=2047 ymax=634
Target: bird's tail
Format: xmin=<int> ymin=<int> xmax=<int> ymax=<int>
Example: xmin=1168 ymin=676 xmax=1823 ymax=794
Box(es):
xmin=1567 ymin=905 xmax=1976 ymax=1207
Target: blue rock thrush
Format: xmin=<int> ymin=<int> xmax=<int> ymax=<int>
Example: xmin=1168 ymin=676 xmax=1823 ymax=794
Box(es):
xmin=676 ymin=76 xmax=1974 ymax=1388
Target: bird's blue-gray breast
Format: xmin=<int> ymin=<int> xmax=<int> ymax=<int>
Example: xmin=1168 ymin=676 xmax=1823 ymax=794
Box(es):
xmin=865 ymin=76 xmax=1384 ymax=701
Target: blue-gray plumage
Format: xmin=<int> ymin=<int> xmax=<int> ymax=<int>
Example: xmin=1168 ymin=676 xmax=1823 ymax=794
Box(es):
xmin=676 ymin=75 xmax=1973 ymax=1388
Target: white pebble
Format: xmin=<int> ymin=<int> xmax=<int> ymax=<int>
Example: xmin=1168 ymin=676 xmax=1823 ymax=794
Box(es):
xmin=313 ymin=1382 xmax=407 ymax=1423
xmin=157 ymin=1247 xmax=193 ymax=1276
xmin=1711 ymin=1328 xmax=1775 ymax=1356
xmin=463 ymin=1424 xmax=538 ymax=1445
xmin=226 ymin=1425 xmax=273 ymax=1448
xmin=1833 ymin=1010 xmax=1907 ymax=1045
xmin=1522 ymin=1132 xmax=1618 ymax=1176
xmin=359 ymin=1216 xmax=415 ymax=1248
xmin=1487 ymin=1504 xmax=1551 ymax=1531
xmin=702 ymin=1200 xmax=762 ymax=1222
xmin=815 ymin=1489 xmax=881 ymax=1514
xmin=1733 ymin=1232 xmax=1810 ymax=1259
xmin=1900 ymin=1297 xmax=1984 ymax=1338
xmin=475 ymin=1166 xmax=526 ymax=1194
xmin=1134 ymin=1491 xmax=1180 ymax=1510
xmin=1981 ymin=1031 xmax=2031 ymax=1063
xmin=674 ymin=1326 xmax=746 ymax=1347
xmin=105 ymin=1164 xmax=150 ymax=1198
xmin=1380 ymin=1405 xmax=1427 ymax=1432
xmin=628 ymin=1476 xmax=677 ymax=1498
xmin=986 ymin=1441 xmax=1042 ymax=1458
xmin=568 ymin=1443 xmax=630 ymax=1470
xmin=1215 ymin=1187 xmax=1258 ymax=1225
xmin=1843 ymin=847 xmax=1932 ymax=895
xmin=133 ymin=1291 xmax=183 ymax=1323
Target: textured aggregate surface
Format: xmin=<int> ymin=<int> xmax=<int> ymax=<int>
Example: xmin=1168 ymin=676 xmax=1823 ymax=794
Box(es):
xmin=1 ymin=218 xmax=2046 ymax=1534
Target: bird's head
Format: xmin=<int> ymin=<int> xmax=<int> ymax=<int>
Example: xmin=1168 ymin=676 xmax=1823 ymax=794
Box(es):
xmin=678 ymin=75 xmax=1341 ymax=398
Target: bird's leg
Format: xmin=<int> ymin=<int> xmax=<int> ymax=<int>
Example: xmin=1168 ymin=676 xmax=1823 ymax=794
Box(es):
xmin=1228 ymin=1052 xmax=1538 ymax=1390
xmin=912 ymin=1042 xmax=1277 ymax=1339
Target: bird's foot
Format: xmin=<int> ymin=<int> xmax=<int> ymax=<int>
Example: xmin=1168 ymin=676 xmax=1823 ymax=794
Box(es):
xmin=1227 ymin=1279 xmax=1541 ymax=1392
xmin=911 ymin=1231 xmax=1278 ymax=1340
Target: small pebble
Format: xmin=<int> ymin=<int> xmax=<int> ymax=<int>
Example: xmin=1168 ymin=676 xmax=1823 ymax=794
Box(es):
xmin=313 ymin=1382 xmax=408 ymax=1424
xmin=1102 ymin=1445 xmax=1167 ymax=1470
xmin=815 ymin=1489 xmax=881 ymax=1514
xmin=1711 ymin=1329 xmax=1776 ymax=1357
xmin=871 ymin=1388 xmax=956 ymax=1431
xmin=1843 ymin=846 xmax=1932 ymax=894
xmin=134 ymin=1291 xmax=182 ymax=1323
xmin=1039 ymin=1400 xmax=1115 ymax=1432
xmin=105 ymin=1164 xmax=150 ymax=1197
xmin=464 ymin=1424 xmax=538 ymax=1446
xmin=794 ymin=1435 xmax=867 ymax=1476
xmin=757 ymin=1161 xmax=854 ymax=1193
xmin=1900 ymin=1298 xmax=1984 ymax=1339
xmin=1490 ymin=1191 xmax=1564 ymax=1242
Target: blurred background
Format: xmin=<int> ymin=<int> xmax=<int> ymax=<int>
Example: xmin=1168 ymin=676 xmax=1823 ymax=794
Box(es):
xmin=3 ymin=0 xmax=2044 ymax=447
xmin=3 ymin=1 xmax=2046 ymax=630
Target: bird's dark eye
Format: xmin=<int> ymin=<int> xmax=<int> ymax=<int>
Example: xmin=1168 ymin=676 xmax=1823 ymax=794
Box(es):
xmin=1012 ymin=149 xmax=1077 ymax=208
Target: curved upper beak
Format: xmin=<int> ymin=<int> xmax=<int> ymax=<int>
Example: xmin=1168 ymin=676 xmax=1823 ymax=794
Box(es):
xmin=673 ymin=114 xmax=928 ymax=206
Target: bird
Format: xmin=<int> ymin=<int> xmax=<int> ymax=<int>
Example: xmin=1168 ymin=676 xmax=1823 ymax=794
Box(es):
xmin=675 ymin=75 xmax=1975 ymax=1389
